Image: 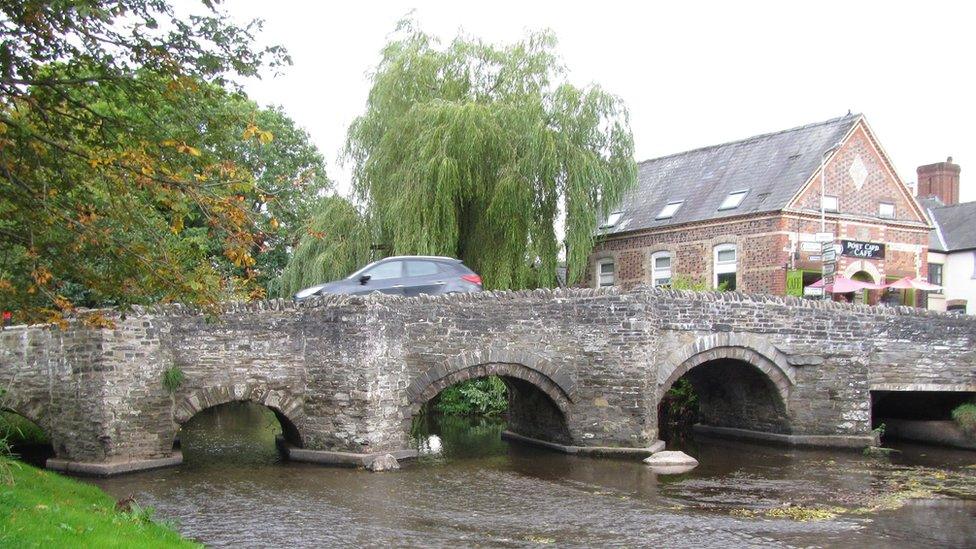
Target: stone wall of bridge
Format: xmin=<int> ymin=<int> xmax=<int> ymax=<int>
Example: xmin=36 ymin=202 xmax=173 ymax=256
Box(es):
xmin=0 ymin=287 xmax=973 ymax=472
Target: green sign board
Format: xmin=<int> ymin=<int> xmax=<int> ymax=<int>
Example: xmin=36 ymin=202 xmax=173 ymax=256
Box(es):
xmin=786 ymin=269 xmax=804 ymax=297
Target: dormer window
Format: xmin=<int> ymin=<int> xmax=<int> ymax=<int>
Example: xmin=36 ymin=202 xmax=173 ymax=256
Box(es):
xmin=878 ymin=202 xmax=895 ymax=219
xmin=718 ymin=190 xmax=749 ymax=210
xmin=656 ymin=201 xmax=683 ymax=220
xmin=600 ymin=211 xmax=623 ymax=229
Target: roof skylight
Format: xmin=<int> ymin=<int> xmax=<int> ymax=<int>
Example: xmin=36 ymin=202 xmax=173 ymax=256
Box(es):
xmin=718 ymin=190 xmax=749 ymax=210
xmin=600 ymin=211 xmax=623 ymax=229
xmin=656 ymin=201 xmax=683 ymax=220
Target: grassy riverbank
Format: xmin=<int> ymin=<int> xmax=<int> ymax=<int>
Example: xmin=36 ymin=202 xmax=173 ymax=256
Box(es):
xmin=0 ymin=458 xmax=199 ymax=548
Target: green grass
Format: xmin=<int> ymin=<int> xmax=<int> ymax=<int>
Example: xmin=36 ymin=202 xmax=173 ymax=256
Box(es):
xmin=0 ymin=458 xmax=200 ymax=548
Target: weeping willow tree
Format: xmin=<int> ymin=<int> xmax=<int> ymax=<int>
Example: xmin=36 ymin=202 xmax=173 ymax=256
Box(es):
xmin=344 ymin=20 xmax=637 ymax=289
xmin=277 ymin=196 xmax=373 ymax=296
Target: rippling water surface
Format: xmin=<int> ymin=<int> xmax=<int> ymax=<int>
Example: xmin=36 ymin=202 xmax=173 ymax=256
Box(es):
xmin=90 ymin=403 xmax=976 ymax=548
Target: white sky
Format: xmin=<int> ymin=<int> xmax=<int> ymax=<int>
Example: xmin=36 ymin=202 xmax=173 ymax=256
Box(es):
xmin=220 ymin=0 xmax=975 ymax=202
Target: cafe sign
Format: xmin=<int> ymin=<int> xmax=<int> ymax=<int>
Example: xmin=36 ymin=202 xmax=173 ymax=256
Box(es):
xmin=841 ymin=239 xmax=885 ymax=260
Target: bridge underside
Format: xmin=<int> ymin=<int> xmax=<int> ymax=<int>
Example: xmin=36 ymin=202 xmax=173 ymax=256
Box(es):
xmin=681 ymin=358 xmax=791 ymax=435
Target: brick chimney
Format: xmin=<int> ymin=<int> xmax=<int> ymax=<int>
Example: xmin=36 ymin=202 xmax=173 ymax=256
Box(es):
xmin=916 ymin=157 xmax=961 ymax=205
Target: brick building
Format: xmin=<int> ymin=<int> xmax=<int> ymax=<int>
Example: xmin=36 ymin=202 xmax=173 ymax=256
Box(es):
xmin=589 ymin=114 xmax=932 ymax=301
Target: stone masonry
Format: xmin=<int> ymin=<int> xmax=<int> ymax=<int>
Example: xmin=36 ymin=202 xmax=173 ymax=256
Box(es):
xmin=1 ymin=287 xmax=974 ymax=474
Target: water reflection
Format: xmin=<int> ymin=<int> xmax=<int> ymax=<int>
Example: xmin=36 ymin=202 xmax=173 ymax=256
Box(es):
xmin=86 ymin=407 xmax=976 ymax=548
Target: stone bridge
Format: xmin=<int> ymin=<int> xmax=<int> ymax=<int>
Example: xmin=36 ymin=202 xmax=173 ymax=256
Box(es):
xmin=1 ymin=287 xmax=974 ymax=474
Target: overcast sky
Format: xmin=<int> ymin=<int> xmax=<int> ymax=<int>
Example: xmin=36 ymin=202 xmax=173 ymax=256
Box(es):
xmin=220 ymin=0 xmax=974 ymax=202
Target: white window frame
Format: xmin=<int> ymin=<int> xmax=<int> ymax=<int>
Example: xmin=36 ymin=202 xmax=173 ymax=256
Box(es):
xmin=718 ymin=189 xmax=749 ymax=210
xmin=596 ymin=258 xmax=615 ymax=288
xmin=656 ymin=201 xmax=683 ymax=220
xmin=822 ymin=195 xmax=839 ymax=212
xmin=713 ymin=244 xmax=737 ymax=289
xmin=878 ymin=202 xmax=895 ymax=219
xmin=650 ymin=251 xmax=672 ymax=287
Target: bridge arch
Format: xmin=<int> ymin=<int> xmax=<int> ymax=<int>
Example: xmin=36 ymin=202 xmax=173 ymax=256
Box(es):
xmin=407 ymin=361 xmax=572 ymax=418
xmin=0 ymin=396 xmax=50 ymax=436
xmin=407 ymin=350 xmax=575 ymax=445
xmin=173 ymin=384 xmax=305 ymax=447
xmin=1 ymin=397 xmax=56 ymax=467
xmin=658 ymin=333 xmax=795 ymax=402
xmin=657 ymin=335 xmax=795 ymax=437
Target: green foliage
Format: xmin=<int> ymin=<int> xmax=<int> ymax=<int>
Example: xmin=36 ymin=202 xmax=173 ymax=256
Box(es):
xmin=951 ymin=403 xmax=976 ymax=436
xmin=660 ymin=378 xmax=699 ymax=427
xmin=434 ymin=376 xmax=508 ymax=416
xmin=668 ymin=274 xmax=709 ymax=291
xmin=663 ymin=274 xmax=730 ymax=292
xmin=162 ymin=367 xmax=185 ymax=394
xmin=277 ymin=196 xmax=373 ymax=296
xmin=0 ymin=1 xmax=304 ymax=322
xmin=0 ymin=457 xmax=199 ymax=546
xmin=0 ymin=411 xmax=49 ymax=446
xmin=345 ymin=19 xmax=637 ymax=290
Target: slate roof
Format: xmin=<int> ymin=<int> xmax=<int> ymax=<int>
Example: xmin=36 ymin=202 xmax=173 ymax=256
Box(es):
xmin=923 ymin=198 xmax=976 ymax=252
xmin=600 ymin=114 xmax=861 ymax=235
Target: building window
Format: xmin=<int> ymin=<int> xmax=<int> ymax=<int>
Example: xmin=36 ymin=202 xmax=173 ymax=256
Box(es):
xmin=597 ymin=259 xmax=615 ymax=287
xmin=718 ymin=190 xmax=749 ymax=210
xmin=878 ymin=202 xmax=895 ymax=218
xmin=600 ymin=211 xmax=622 ymax=229
xmin=927 ymin=263 xmax=943 ymax=295
xmin=656 ymin=201 xmax=683 ymax=219
xmin=651 ymin=251 xmax=672 ymax=287
xmin=822 ymin=195 xmax=838 ymax=212
xmin=714 ymin=244 xmax=737 ymax=290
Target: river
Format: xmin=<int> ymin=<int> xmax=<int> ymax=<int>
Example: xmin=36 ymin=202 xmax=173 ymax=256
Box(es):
xmin=89 ymin=402 xmax=976 ymax=548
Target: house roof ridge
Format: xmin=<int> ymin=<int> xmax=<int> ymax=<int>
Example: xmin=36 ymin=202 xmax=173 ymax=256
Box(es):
xmin=929 ymin=199 xmax=976 ymax=212
xmin=637 ymin=113 xmax=861 ymax=165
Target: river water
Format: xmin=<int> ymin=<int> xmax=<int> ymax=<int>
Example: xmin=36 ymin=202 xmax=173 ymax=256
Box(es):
xmin=89 ymin=402 xmax=976 ymax=548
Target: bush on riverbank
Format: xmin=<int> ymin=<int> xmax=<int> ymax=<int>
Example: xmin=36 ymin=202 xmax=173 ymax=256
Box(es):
xmin=951 ymin=403 xmax=976 ymax=436
xmin=0 ymin=458 xmax=199 ymax=547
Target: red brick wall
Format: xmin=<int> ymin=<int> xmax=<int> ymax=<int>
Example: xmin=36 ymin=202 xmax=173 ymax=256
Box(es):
xmin=589 ymin=215 xmax=791 ymax=293
xmin=787 ymin=216 xmax=928 ymax=282
xmin=793 ymin=125 xmax=925 ymax=223
xmin=589 ymin=213 xmax=929 ymax=296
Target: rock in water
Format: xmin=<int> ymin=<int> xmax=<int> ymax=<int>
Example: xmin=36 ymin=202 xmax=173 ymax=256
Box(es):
xmin=643 ymin=450 xmax=699 ymax=474
xmin=367 ymin=453 xmax=400 ymax=472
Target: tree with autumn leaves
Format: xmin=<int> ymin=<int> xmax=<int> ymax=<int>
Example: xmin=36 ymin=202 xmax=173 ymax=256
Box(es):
xmin=0 ymin=1 xmax=328 ymax=323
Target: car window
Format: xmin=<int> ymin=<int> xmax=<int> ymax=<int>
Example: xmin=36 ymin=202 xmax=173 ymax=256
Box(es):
xmin=363 ymin=261 xmax=402 ymax=281
xmin=405 ymin=261 xmax=440 ymax=277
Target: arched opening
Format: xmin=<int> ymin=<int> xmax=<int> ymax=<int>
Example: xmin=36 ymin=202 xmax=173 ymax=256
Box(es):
xmin=871 ymin=390 xmax=976 ymax=448
xmin=175 ymin=400 xmax=302 ymax=466
xmin=848 ymin=270 xmax=877 ymax=305
xmin=658 ymin=357 xmax=789 ymax=444
xmin=409 ymin=363 xmax=573 ymax=458
xmin=0 ymin=409 xmax=54 ymax=467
